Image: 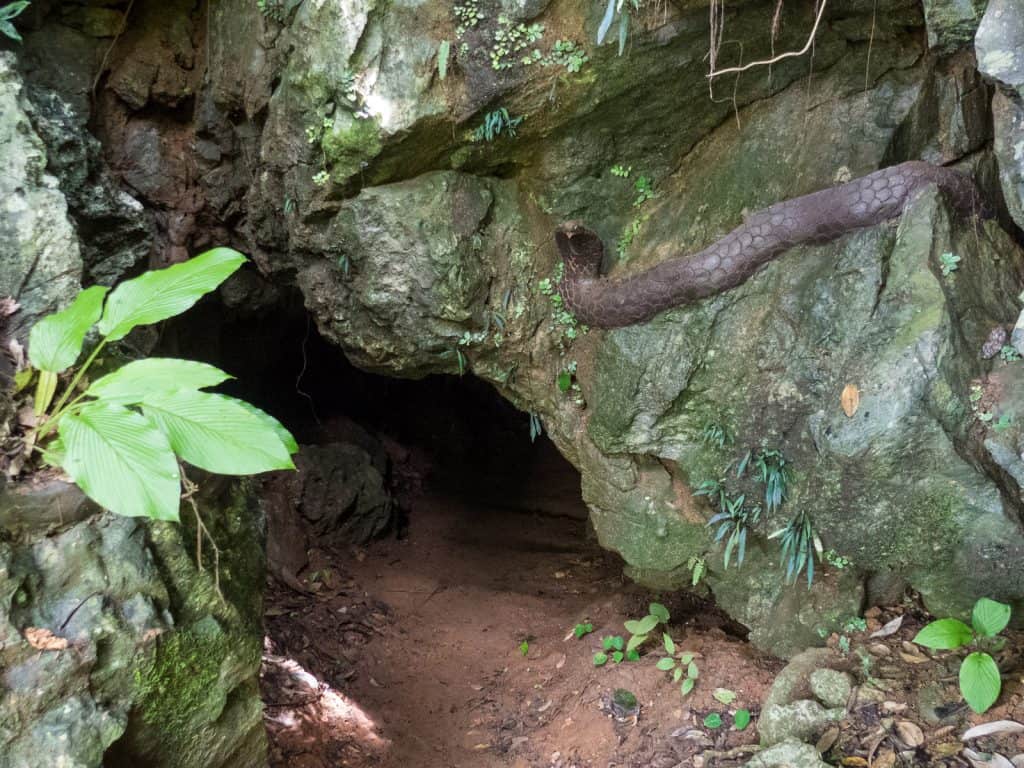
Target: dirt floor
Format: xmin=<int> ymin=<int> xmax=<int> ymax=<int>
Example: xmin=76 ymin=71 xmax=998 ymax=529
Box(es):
xmin=257 ymin=422 xmax=1024 ymax=768
xmin=259 ymin=440 xmax=781 ymax=768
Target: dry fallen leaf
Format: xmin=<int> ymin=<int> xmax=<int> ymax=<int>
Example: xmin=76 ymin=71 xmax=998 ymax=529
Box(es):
xmin=963 ymin=748 xmax=1015 ymax=768
xmin=873 ymin=749 xmax=896 ymax=768
xmin=895 ymin=720 xmax=925 ymax=748
xmin=962 ymin=721 xmax=1024 ymax=741
xmin=841 ymin=384 xmax=861 ymax=417
xmin=870 ymin=615 xmax=904 ymax=639
xmin=24 ymin=627 xmax=68 ymax=651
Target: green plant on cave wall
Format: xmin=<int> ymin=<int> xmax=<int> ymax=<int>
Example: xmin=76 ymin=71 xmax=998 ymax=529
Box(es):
xmin=17 ymin=248 xmax=298 ymax=522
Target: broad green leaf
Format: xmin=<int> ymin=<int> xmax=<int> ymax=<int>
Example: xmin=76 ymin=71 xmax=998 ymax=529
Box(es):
xmin=235 ymin=399 xmax=299 ymax=454
xmin=437 ymin=40 xmax=450 ymax=80
xmin=655 ymin=657 xmax=676 ymax=671
xmin=663 ymin=633 xmax=675 ymax=655
xmin=0 ymin=1 xmax=30 ymax=20
xmin=673 ymin=666 xmax=683 ymax=682
xmin=625 ymin=615 xmax=659 ymax=635
xmin=649 ymin=603 xmax=670 ymax=623
xmin=703 ymin=713 xmax=722 ymax=729
xmin=29 ymin=286 xmax=108 ymax=373
xmin=141 ymin=390 xmax=294 ymax=474
xmin=971 ymin=598 xmax=1011 ymax=638
xmin=0 ymin=19 xmax=20 ymax=40
xmin=98 ymin=248 xmax=246 ymax=341
xmin=607 ymin=635 xmax=623 ymax=651
xmin=687 ymin=661 xmax=699 ymax=679
xmin=681 ymin=677 xmax=695 ymax=695
xmin=34 ymin=370 xmax=57 ymax=418
xmin=617 ymin=9 xmax=628 ymax=56
xmin=960 ymin=652 xmax=1001 ymax=713
xmin=913 ymin=618 xmax=974 ymax=650
xmin=679 ymin=652 xmax=695 ymax=664
xmin=557 ymin=370 xmax=572 ymax=392
xmin=626 ymin=633 xmax=647 ymax=652
xmin=593 ymin=652 xmax=608 ymax=666
xmin=625 ymin=649 xmax=640 ymax=662
xmin=596 ymin=0 xmax=615 ymax=44
xmin=611 ymin=650 xmax=624 ymax=663
xmin=86 ymin=358 xmax=233 ymax=402
xmin=734 ymin=709 xmax=751 ymax=730
xmin=713 ymin=688 xmax=736 ymax=705
xmin=59 ymin=401 xmax=180 ymax=521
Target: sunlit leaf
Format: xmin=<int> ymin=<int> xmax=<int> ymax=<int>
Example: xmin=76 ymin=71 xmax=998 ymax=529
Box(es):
xmin=28 ymin=286 xmax=108 ymax=373
xmin=971 ymin=598 xmax=1011 ymax=638
xmin=59 ymin=401 xmax=180 ymax=521
xmin=913 ymin=618 xmax=974 ymax=650
xmin=141 ymin=390 xmax=294 ymax=475
xmin=98 ymin=248 xmax=246 ymax=341
xmin=960 ymin=652 xmax=1001 ymax=714
xmin=86 ymin=358 xmax=233 ymax=402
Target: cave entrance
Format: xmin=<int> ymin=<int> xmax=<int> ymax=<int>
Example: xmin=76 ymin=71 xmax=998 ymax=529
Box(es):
xmin=161 ymin=291 xmax=767 ymax=767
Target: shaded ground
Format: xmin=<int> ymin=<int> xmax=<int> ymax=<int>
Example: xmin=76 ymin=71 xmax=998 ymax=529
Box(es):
xmin=260 ymin=439 xmax=780 ymax=767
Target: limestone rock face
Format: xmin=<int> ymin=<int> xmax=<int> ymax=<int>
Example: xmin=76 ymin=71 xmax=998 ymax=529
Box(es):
xmin=0 ymin=53 xmax=83 ymax=340
xmin=219 ymin=0 xmax=1024 ymax=657
xmin=0 ymin=479 xmax=266 ymax=768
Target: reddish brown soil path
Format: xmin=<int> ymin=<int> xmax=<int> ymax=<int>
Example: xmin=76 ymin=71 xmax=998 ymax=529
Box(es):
xmin=261 ymin=443 xmax=779 ymax=767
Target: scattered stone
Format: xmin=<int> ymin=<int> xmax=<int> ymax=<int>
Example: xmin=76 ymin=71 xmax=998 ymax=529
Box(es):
xmin=743 ymin=740 xmax=831 ymax=768
xmin=760 ymin=699 xmax=845 ymax=746
xmin=982 ymin=326 xmax=1009 ymax=359
xmin=810 ymin=669 xmax=853 ymax=709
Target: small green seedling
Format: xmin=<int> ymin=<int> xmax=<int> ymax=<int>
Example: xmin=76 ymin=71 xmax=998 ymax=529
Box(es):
xmin=939 ymin=251 xmax=961 ymax=276
xmin=1000 ymin=345 xmax=1021 ymax=363
xmin=734 ymin=709 xmax=751 ymax=730
xmin=913 ymin=597 xmax=1011 ymax=713
xmin=519 ymin=640 xmax=530 ymax=657
xmin=687 ymin=555 xmax=707 ymax=586
xmin=655 ymin=634 xmax=700 ymax=697
xmin=593 ymin=635 xmax=636 ymax=665
xmin=573 ymin=622 xmax=594 ymax=639
xmin=624 ymin=602 xmax=670 ymax=653
xmin=703 ymin=712 xmax=723 ymax=729
xmin=712 ymin=688 xmax=736 ymax=705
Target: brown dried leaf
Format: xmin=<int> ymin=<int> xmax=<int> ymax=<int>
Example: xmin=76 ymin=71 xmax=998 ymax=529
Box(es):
xmin=895 ymin=721 xmax=925 ymax=748
xmin=873 ymin=749 xmax=896 ymax=768
xmin=24 ymin=627 xmax=68 ymax=651
xmin=841 ymin=384 xmax=861 ymax=417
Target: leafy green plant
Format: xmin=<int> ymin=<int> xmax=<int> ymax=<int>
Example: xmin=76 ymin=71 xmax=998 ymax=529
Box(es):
xmin=597 ymin=0 xmax=636 ymax=56
xmin=734 ymin=709 xmax=751 ymax=730
xmin=768 ymin=509 xmax=822 ymax=587
xmin=593 ymin=634 xmax=638 ymax=665
xmin=20 ymin=249 xmax=297 ymax=522
xmin=939 ymin=251 xmax=961 ymax=276
xmin=573 ymin=622 xmax=594 ymax=639
xmin=701 ymin=422 xmax=733 ymax=449
xmin=707 ymin=494 xmax=761 ymax=569
xmin=610 ymin=165 xmax=631 ymax=178
xmin=753 ymin=448 xmax=790 ymax=515
xmin=519 ymin=640 xmax=530 ymax=656
xmin=913 ymin=598 xmax=1010 ymax=714
xmin=823 ymin=549 xmax=851 ymax=569
xmin=624 ymin=602 xmax=670 ymax=653
xmin=1000 ymin=345 xmax=1021 ymax=363
xmin=437 ymin=40 xmax=451 ymax=79
xmin=703 ymin=712 xmax=723 ymax=729
xmin=538 ymin=265 xmax=587 ymax=349
xmin=472 ymin=107 xmax=524 ymax=142
xmin=528 ymin=411 xmax=543 ymax=443
xmin=655 ymin=633 xmax=700 ymax=696
xmin=994 ymin=413 xmax=1014 ymax=432
xmin=257 ymin=0 xmax=286 ymax=22
xmin=547 ymin=39 xmax=588 ymax=72
xmin=0 ymin=0 xmax=29 ymax=41
xmin=687 ymin=555 xmax=707 ymax=586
